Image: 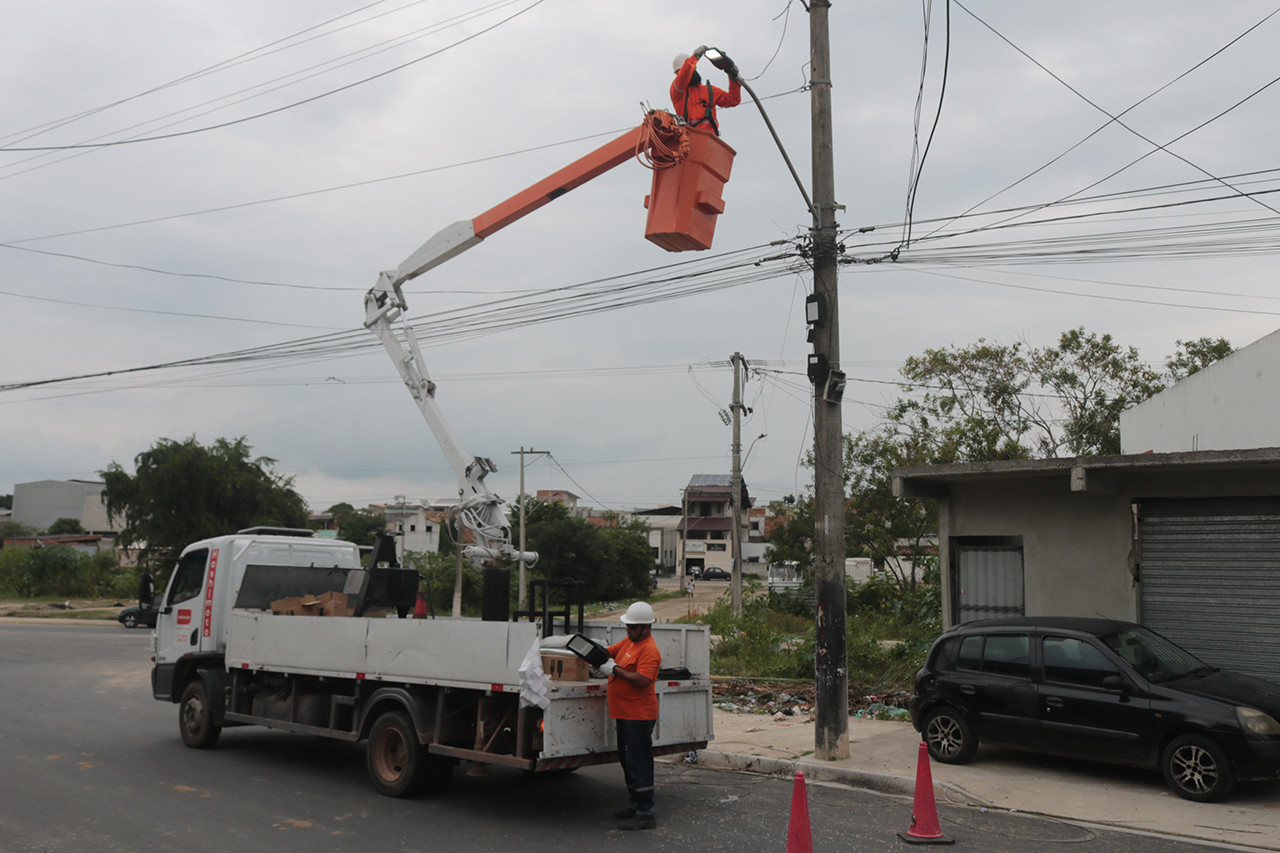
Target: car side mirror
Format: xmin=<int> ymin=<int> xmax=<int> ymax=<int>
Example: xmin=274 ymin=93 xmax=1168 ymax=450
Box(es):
xmin=1101 ymin=674 xmax=1126 ymax=694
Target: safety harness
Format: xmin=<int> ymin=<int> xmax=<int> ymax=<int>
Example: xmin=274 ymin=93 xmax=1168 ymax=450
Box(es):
xmin=681 ymin=81 xmax=720 ymax=136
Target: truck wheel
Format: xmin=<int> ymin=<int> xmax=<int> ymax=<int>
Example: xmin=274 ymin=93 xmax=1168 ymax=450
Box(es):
xmin=179 ymin=680 xmax=222 ymax=749
xmin=368 ymin=710 xmax=430 ymax=797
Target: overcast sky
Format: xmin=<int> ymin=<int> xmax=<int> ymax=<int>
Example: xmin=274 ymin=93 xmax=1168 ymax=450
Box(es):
xmin=4 ymin=1 xmax=1280 ymax=518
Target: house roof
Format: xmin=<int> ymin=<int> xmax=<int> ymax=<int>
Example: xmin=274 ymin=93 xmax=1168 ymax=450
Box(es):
xmin=894 ymin=446 xmax=1280 ymax=499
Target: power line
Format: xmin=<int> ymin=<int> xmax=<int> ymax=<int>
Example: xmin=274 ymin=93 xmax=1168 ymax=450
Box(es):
xmin=0 ymin=0 xmax=548 ymax=153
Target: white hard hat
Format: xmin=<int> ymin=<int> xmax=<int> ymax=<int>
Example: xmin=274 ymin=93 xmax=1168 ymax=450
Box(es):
xmin=672 ymin=53 xmax=690 ymax=73
xmin=621 ymin=601 xmax=656 ymax=625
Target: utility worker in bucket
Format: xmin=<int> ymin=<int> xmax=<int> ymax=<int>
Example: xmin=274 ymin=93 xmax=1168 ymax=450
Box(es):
xmin=671 ymin=45 xmax=741 ymax=136
xmin=600 ymin=601 xmax=662 ymax=830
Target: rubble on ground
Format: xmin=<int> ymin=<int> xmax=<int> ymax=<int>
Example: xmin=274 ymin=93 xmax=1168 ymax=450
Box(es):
xmin=713 ymin=679 xmax=912 ymax=722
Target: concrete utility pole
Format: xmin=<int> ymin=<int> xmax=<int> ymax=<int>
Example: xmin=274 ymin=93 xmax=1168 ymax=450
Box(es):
xmin=511 ymin=447 xmax=549 ymax=610
xmin=808 ymin=0 xmax=849 ymax=761
xmin=730 ymin=352 xmax=745 ymax=617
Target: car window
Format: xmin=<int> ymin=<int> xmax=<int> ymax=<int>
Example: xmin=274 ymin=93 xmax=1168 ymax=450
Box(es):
xmin=1101 ymin=625 xmax=1207 ymax=682
xmin=954 ymin=634 xmax=1030 ymax=678
xmin=167 ymin=549 xmax=208 ymax=606
xmin=982 ymin=634 xmax=1030 ymax=678
xmin=1042 ymin=636 xmax=1120 ymax=688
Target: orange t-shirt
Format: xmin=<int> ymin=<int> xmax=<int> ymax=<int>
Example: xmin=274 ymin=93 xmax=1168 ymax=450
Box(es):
xmin=606 ymin=634 xmax=661 ymax=720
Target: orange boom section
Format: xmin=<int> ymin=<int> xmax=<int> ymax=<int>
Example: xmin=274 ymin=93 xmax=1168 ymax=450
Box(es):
xmin=469 ymin=112 xmax=733 ymax=253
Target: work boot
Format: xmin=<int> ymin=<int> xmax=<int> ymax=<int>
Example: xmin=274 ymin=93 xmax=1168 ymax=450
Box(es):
xmin=616 ymin=813 xmax=657 ymax=831
xmin=612 ymin=807 xmax=636 ymax=820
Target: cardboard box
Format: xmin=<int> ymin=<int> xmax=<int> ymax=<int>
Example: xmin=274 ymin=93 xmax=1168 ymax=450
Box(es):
xmin=269 ymin=591 xmax=354 ymax=617
xmin=270 ymin=595 xmax=322 ymax=616
xmin=541 ymin=650 xmax=592 ymax=682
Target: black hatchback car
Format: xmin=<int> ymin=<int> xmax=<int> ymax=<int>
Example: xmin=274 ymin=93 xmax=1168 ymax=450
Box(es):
xmin=909 ymin=617 xmax=1280 ymax=802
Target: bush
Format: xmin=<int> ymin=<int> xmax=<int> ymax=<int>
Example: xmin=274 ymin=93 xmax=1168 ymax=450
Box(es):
xmin=0 ymin=546 xmax=132 ymax=599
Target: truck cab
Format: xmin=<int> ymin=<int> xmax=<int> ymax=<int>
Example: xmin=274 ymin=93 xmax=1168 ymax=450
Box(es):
xmin=151 ymin=528 xmax=363 ymax=702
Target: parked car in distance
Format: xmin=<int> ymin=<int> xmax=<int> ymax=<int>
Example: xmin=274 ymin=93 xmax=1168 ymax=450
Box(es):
xmin=700 ymin=567 xmax=731 ymax=580
xmin=117 ymin=603 xmax=158 ymax=629
xmin=909 ymin=617 xmax=1280 ymax=802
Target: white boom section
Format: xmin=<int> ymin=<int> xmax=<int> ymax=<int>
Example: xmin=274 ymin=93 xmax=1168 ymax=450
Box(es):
xmin=363 ymin=219 xmax=536 ymax=568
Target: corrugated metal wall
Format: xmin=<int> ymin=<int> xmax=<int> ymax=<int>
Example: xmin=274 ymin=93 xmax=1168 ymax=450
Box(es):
xmin=1140 ymin=498 xmax=1280 ymax=683
xmin=955 ymin=545 xmax=1024 ymax=623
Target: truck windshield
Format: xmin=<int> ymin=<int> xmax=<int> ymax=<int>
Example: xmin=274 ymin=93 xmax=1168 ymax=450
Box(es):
xmin=167 ymin=549 xmax=208 ymax=606
xmin=1101 ymin=625 xmax=1210 ymax=683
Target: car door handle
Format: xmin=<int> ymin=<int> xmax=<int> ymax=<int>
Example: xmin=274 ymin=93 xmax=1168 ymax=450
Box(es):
xmin=1044 ymin=696 xmax=1065 ymax=709
xmin=959 ymin=685 xmax=976 ymax=695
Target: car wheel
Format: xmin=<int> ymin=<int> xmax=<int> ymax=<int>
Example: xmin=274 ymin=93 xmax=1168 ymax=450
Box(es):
xmin=123 ymin=613 xmax=138 ymax=629
xmin=922 ymin=706 xmax=977 ymax=764
xmin=1162 ymin=733 xmax=1235 ymax=802
xmin=179 ymin=679 xmax=222 ymax=749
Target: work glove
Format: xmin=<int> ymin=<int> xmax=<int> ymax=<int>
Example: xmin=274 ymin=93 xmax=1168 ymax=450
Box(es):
xmin=694 ymin=45 xmax=708 ymax=58
xmin=598 ymin=659 xmax=618 ymax=676
xmin=727 ymin=63 xmax=740 ymax=80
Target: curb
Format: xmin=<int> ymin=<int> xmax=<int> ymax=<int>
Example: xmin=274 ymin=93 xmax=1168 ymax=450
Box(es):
xmin=683 ymin=749 xmax=986 ymax=806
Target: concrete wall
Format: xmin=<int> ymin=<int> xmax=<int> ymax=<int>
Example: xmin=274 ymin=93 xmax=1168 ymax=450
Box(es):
xmin=1122 ymin=328 xmax=1280 ymax=453
xmin=939 ymin=478 xmax=1135 ymax=626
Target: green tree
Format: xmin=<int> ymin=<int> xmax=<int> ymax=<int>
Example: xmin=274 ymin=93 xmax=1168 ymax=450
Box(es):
xmin=0 ymin=494 xmax=12 ymax=510
xmin=47 ymin=517 xmax=86 ymax=535
xmin=1031 ymin=328 xmax=1164 ymax=456
xmin=339 ymin=508 xmax=388 ymax=547
xmin=1166 ymin=336 xmax=1234 ymax=383
xmin=101 ymin=436 xmax=308 ymax=573
xmin=520 ymin=500 xmax=650 ymax=602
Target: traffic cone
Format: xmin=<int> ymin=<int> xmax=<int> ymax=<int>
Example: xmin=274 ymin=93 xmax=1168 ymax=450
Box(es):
xmin=898 ymin=741 xmax=953 ymax=844
xmin=413 ymin=592 xmax=427 ymax=619
xmin=785 ymin=771 xmax=813 ymax=853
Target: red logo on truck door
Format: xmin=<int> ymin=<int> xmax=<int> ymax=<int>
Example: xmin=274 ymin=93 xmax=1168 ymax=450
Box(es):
xmin=201 ymin=548 xmax=219 ymax=638
xmin=176 ymin=609 xmax=192 ymax=626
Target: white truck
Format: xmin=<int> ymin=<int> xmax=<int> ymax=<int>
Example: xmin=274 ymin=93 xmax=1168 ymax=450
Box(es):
xmin=149 ymin=110 xmax=732 ymax=795
xmin=149 ymin=527 xmax=712 ymax=795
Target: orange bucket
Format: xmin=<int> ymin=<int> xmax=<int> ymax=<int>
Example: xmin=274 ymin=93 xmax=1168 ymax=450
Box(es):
xmin=644 ymin=129 xmax=736 ymax=252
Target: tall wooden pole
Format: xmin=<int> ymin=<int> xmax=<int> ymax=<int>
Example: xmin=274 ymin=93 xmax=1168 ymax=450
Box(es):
xmin=809 ymin=0 xmax=849 ymax=761
xmin=730 ymin=352 xmax=744 ymax=617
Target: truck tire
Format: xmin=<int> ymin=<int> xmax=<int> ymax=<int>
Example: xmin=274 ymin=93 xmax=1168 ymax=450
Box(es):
xmin=368 ymin=710 xmax=431 ymax=797
xmin=179 ymin=679 xmax=222 ymax=749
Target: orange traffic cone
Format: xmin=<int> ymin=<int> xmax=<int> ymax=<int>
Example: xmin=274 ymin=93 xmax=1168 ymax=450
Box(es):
xmin=785 ymin=771 xmax=814 ymax=853
xmin=898 ymin=741 xmax=953 ymax=844
xmin=413 ymin=592 xmax=427 ymax=619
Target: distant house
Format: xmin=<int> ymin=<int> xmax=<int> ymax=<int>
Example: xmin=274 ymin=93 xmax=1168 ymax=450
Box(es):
xmin=12 ymin=479 xmax=118 ymax=534
xmin=677 ymin=474 xmax=757 ymax=579
xmin=633 ymin=506 xmax=681 ymax=575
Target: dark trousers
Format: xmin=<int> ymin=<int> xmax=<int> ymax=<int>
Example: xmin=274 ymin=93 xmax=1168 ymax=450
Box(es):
xmin=616 ymin=718 xmax=656 ymax=815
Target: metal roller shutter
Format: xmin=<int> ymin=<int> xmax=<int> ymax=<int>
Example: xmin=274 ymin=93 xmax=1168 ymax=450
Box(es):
xmin=1139 ymin=497 xmax=1280 ymax=683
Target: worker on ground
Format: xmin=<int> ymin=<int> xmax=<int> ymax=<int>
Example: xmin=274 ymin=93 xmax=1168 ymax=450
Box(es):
xmin=600 ymin=601 xmax=662 ymax=830
xmin=671 ymin=45 xmax=741 ymax=136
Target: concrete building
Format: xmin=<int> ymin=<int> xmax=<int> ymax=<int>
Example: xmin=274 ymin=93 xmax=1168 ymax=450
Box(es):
xmin=1122 ymin=327 xmax=1280 ymax=454
xmin=12 ymin=480 xmax=117 ymax=533
xmin=677 ymin=474 xmax=753 ymax=579
xmin=894 ymin=328 xmax=1280 ymax=682
xmin=634 ymin=506 xmax=681 ymax=576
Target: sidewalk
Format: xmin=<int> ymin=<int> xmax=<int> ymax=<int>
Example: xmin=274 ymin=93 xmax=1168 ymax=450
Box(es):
xmin=694 ymin=708 xmax=1280 ymax=851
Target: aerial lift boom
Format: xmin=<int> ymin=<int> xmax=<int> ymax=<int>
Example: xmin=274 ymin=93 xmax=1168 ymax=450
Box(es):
xmin=364 ymin=110 xmax=734 ymax=568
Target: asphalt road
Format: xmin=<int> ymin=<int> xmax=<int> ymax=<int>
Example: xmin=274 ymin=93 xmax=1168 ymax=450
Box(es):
xmin=0 ymin=621 xmax=1238 ymax=852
